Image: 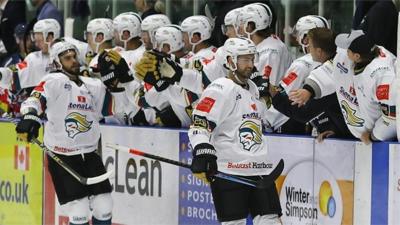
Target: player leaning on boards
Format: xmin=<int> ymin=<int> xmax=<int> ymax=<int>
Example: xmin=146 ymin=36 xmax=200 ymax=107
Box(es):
xmin=15 ymin=40 xmax=134 ymax=225
xmin=189 ymin=37 xmax=282 ymax=225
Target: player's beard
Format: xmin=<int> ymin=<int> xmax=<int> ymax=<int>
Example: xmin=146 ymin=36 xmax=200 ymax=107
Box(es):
xmin=64 ymin=62 xmax=80 ymax=76
xmin=236 ymin=66 xmax=253 ymax=81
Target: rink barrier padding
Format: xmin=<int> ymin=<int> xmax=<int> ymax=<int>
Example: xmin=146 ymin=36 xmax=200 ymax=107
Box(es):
xmin=0 ymin=120 xmax=398 ymax=225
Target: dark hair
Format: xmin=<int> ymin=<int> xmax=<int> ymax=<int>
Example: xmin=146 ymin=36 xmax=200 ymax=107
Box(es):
xmin=359 ymin=46 xmax=380 ymax=62
xmin=247 ymin=22 xmax=273 ymax=38
xmin=308 ymin=28 xmax=336 ymax=57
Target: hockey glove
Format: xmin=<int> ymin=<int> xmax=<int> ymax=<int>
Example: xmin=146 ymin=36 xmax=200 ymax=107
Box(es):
xmin=155 ymin=105 xmax=182 ymax=128
xmin=191 ymin=143 xmax=218 ymax=183
xmin=98 ymin=51 xmax=124 ymax=92
xmin=15 ymin=113 xmax=41 ymax=142
xmin=135 ymin=51 xmax=159 ymax=81
xmin=309 ymin=112 xmax=332 ymax=134
xmin=258 ymin=85 xmax=273 ymax=109
xmin=159 ymin=57 xmax=183 ymax=84
xmin=135 ymin=52 xmax=170 ymax=91
xmin=107 ymin=50 xmax=134 ymax=83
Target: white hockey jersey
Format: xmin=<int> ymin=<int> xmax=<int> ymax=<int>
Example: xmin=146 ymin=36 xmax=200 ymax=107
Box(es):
xmin=267 ymin=53 xmax=320 ymax=129
xmin=115 ymin=45 xmax=146 ymax=117
xmin=306 ymin=59 xmax=336 ymax=99
xmin=178 ymin=47 xmax=228 ymax=95
xmin=143 ymin=53 xmax=198 ymax=127
xmin=189 ymin=77 xmax=271 ymax=176
xmin=0 ymin=51 xmax=53 ymax=90
xmin=352 ymin=47 xmax=397 ymax=141
xmin=309 ymin=47 xmax=396 ymax=140
xmin=20 ymin=73 xmax=119 ymax=155
xmin=255 ymin=35 xmax=292 ymax=86
xmin=311 ymin=48 xmax=366 ymax=138
xmin=280 ymin=53 xmax=320 ymax=92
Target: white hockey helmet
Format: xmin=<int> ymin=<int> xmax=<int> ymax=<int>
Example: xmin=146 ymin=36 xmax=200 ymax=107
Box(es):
xmin=155 ymin=25 xmax=184 ymax=54
xmin=33 ymin=19 xmax=61 ymax=43
xmin=85 ymin=18 xmax=113 ymax=53
xmin=113 ymin=12 xmax=142 ymax=49
xmin=50 ymin=40 xmax=80 ymax=70
xmin=181 ymin=15 xmax=214 ymax=46
xmin=141 ymin=14 xmax=171 ymax=46
xmin=292 ymin=15 xmax=330 ymax=51
xmin=224 ymin=37 xmax=258 ymax=71
xmin=222 ymin=7 xmax=242 ymax=36
xmin=238 ymin=3 xmax=273 ymax=37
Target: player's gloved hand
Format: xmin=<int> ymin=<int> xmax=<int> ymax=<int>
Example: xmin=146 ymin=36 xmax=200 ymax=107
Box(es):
xmin=15 ymin=113 xmax=41 ymax=142
xmin=107 ymin=50 xmax=134 ymax=83
xmin=136 ymin=56 xmax=169 ymax=91
xmin=191 ymin=143 xmax=218 ymax=183
xmin=159 ymin=57 xmax=183 ymax=84
xmin=155 ymin=105 xmax=182 ymax=127
xmin=135 ymin=51 xmax=159 ymax=81
xmin=258 ymin=84 xmax=273 ymax=108
xmin=98 ymin=51 xmax=124 ymax=92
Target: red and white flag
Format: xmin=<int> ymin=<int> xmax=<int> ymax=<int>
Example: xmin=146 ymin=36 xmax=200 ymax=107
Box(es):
xmin=14 ymin=145 xmax=30 ymax=171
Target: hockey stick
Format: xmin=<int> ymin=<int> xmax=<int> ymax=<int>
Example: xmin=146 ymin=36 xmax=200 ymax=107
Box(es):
xmin=106 ymin=143 xmax=284 ymax=189
xmin=31 ymin=138 xmax=113 ymax=185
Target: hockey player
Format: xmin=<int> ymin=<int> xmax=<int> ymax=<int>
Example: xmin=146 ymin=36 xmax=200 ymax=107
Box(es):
xmin=269 ymin=15 xmax=330 ymax=134
xmin=0 ymin=19 xmax=60 ymax=91
xmin=237 ymin=3 xmax=293 ymax=134
xmin=107 ymin=12 xmax=149 ymax=125
xmin=280 ymin=15 xmax=329 ymax=92
xmin=137 ymin=10 xmax=241 ymax=96
xmin=335 ymin=30 xmax=397 ymax=143
xmin=113 ymin=12 xmax=143 ymax=51
xmin=181 ymin=15 xmax=217 ymax=61
xmin=84 ymin=18 xmax=114 ymax=76
xmin=140 ymin=14 xmax=171 ymax=50
xmin=271 ymin=28 xmax=353 ymax=141
xmin=290 ymin=30 xmax=397 ymax=143
xmin=14 ymin=40 xmax=134 ymax=225
xmin=151 ymin=25 xmax=196 ymax=127
xmin=189 ymin=37 xmax=282 ymax=225
xmin=221 ymin=7 xmax=242 ymax=38
xmin=134 ymin=25 xmax=194 ymax=127
xmin=238 ymin=3 xmax=291 ymax=86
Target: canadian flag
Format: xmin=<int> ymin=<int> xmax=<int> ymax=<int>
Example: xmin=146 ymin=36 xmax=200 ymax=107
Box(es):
xmin=14 ymin=145 xmax=30 ymax=171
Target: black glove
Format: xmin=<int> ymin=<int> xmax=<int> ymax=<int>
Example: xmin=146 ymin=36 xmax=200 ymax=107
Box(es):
xmin=309 ymin=112 xmax=333 ymax=134
xmin=156 ymin=105 xmax=181 ymax=128
xmin=98 ymin=51 xmax=117 ymax=85
xmin=159 ymin=56 xmax=183 ymax=84
xmin=191 ymin=143 xmax=218 ymax=182
xmin=107 ymin=50 xmax=134 ymax=83
xmin=98 ymin=51 xmax=124 ymax=92
xmin=15 ymin=113 xmax=41 ymax=142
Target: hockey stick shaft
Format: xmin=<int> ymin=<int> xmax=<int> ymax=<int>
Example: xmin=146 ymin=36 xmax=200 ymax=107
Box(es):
xmin=106 ymin=143 xmax=266 ymax=188
xmin=31 ymin=138 xmax=113 ymax=185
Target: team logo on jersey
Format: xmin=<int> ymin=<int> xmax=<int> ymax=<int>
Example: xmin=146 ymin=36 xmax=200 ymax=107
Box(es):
xmin=281 ymin=72 xmax=298 ymax=86
xmin=64 ymin=112 xmax=93 ymax=138
xmin=336 ymin=62 xmax=348 ymax=74
xmin=64 ymin=83 xmax=72 ymax=90
xmin=196 ymin=97 xmax=215 ymax=113
xmin=238 ymin=120 xmax=262 ymax=151
xmin=340 ymin=100 xmax=364 ymax=127
xmin=376 ymin=84 xmax=389 ymax=100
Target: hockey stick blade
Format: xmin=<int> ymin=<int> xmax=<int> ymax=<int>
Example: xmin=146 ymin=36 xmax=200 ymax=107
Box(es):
xmin=106 ymin=143 xmax=281 ymax=189
xmin=255 ymin=159 xmax=284 ymax=189
xmin=31 ymin=138 xmax=113 ymax=185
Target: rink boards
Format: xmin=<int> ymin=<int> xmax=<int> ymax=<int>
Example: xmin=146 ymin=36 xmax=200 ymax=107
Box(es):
xmin=0 ymin=121 xmax=399 ymax=225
